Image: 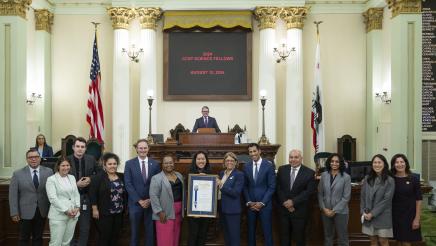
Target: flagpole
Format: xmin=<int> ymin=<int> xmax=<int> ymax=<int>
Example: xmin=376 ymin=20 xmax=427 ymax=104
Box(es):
xmin=314 ymin=21 xmax=323 ymax=42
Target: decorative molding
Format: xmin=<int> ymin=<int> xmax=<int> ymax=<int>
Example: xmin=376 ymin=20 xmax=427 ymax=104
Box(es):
xmin=280 ymin=6 xmax=309 ymax=29
xmin=0 ymin=0 xmax=32 ymax=19
xmin=34 ymin=9 xmax=53 ymax=33
xmin=107 ymin=7 xmax=135 ymax=29
xmin=362 ymin=7 xmax=383 ymax=33
xmin=385 ymin=0 xmax=421 ymax=18
xmin=306 ymin=3 xmax=365 ymax=14
xmin=136 ymin=7 xmax=162 ymax=30
xmin=253 ymin=6 xmax=280 ymax=30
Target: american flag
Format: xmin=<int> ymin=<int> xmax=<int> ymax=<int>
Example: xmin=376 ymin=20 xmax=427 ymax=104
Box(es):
xmin=86 ymin=33 xmax=104 ymax=142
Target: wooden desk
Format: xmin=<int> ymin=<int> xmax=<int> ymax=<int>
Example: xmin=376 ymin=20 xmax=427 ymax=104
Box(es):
xmin=178 ymin=133 xmax=234 ymax=145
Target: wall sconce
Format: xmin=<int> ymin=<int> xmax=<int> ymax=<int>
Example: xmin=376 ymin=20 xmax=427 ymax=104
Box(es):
xmin=122 ymin=44 xmax=143 ymax=63
xmin=26 ymin=93 xmax=42 ymax=105
xmin=375 ymin=91 xmax=391 ymax=104
xmin=273 ymin=43 xmax=296 ymax=63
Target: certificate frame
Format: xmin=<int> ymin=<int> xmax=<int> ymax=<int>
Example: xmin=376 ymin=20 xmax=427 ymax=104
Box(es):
xmin=187 ymin=174 xmax=218 ymax=218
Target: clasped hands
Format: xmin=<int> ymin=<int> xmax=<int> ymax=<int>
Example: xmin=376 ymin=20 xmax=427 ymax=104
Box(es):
xmin=322 ymin=208 xmax=336 ymax=217
xmin=65 ymin=207 xmax=80 ymax=218
xmin=138 ymin=199 xmax=151 ymax=209
xmin=283 ymin=199 xmax=295 ymax=212
xmin=247 ymin=202 xmax=264 ymax=211
xmin=76 ymin=177 xmax=91 ymax=188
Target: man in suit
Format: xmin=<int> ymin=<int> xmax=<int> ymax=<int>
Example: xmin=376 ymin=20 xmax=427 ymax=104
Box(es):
xmin=192 ymin=106 xmax=221 ymax=133
xmin=125 ymin=139 xmax=161 ymax=246
xmin=67 ymin=137 xmax=98 ymax=246
xmin=276 ymin=149 xmax=316 ymax=246
xmin=9 ymin=148 xmax=53 ymax=246
xmin=243 ymin=143 xmax=275 ymax=246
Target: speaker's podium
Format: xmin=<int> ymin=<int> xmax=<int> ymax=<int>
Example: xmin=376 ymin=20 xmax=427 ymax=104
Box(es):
xmin=179 ymin=129 xmax=234 ymax=145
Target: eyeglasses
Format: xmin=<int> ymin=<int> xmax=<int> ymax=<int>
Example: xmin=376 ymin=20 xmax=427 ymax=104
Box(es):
xmin=27 ymin=155 xmax=40 ymax=159
xmin=202 ymin=111 xmax=209 ymax=113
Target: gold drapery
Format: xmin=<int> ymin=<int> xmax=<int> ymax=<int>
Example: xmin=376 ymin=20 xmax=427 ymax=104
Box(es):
xmin=163 ymin=11 xmax=252 ymax=30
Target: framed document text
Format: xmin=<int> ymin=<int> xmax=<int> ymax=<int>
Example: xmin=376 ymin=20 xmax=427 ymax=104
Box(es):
xmin=187 ymin=174 xmax=218 ymax=217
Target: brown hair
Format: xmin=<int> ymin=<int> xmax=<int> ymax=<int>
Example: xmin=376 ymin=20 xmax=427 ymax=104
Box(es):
xmin=54 ymin=156 xmax=71 ymax=172
xmin=223 ymin=152 xmax=239 ymax=168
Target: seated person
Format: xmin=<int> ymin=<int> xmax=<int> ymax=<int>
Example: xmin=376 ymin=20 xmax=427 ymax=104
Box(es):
xmin=192 ymin=106 xmax=221 ymax=133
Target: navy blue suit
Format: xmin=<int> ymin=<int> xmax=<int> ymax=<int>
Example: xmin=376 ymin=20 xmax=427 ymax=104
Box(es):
xmin=243 ymin=159 xmax=276 ymax=246
xmin=36 ymin=145 xmax=53 ymax=157
xmin=192 ymin=116 xmax=221 ymax=133
xmin=124 ymin=157 xmax=160 ymax=246
xmin=219 ymin=169 xmax=244 ymax=246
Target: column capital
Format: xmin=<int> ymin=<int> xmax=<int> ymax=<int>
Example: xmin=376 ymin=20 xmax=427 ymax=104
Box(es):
xmin=386 ymin=0 xmax=421 ymax=18
xmin=280 ymin=7 xmax=309 ymax=30
xmin=0 ymin=0 xmax=32 ymax=19
xmin=107 ymin=7 xmax=135 ymax=30
xmin=363 ymin=8 xmax=383 ymax=33
xmin=253 ymin=6 xmax=280 ymax=30
xmin=136 ymin=7 xmax=162 ymax=30
xmin=34 ymin=9 xmax=53 ymax=33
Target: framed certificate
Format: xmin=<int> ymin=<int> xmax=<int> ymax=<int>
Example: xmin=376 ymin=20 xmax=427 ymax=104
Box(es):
xmin=187 ymin=174 xmax=218 ymax=218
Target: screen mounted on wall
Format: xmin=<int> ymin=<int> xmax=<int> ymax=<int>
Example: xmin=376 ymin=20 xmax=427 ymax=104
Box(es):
xmin=163 ymin=31 xmax=252 ymax=100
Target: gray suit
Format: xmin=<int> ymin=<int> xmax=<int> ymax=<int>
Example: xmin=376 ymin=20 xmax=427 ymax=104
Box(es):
xmin=9 ymin=165 xmax=53 ymax=219
xmin=9 ymin=165 xmax=53 ymax=246
xmin=149 ymin=171 xmax=185 ymax=220
xmin=360 ymin=175 xmax=395 ymax=229
xmin=318 ymin=171 xmax=351 ymax=246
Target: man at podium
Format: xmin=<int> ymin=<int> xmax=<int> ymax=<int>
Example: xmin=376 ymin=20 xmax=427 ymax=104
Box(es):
xmin=192 ymin=106 xmax=221 ymax=133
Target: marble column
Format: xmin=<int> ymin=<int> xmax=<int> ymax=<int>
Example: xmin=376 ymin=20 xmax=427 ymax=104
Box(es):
xmin=281 ymin=7 xmax=308 ymax=158
xmin=136 ymin=7 xmax=162 ymax=141
xmin=0 ymin=0 xmax=31 ymax=176
xmin=386 ymin=0 xmax=422 ymax=171
xmin=107 ymin=7 xmax=135 ymax=169
xmin=33 ymin=9 xmax=53 ymax=143
xmin=253 ymin=7 xmax=280 ymax=145
xmin=363 ymin=8 xmax=384 ymax=159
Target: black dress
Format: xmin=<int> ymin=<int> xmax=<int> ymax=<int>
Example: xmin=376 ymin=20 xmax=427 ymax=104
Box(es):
xmin=392 ymin=175 xmax=422 ymax=242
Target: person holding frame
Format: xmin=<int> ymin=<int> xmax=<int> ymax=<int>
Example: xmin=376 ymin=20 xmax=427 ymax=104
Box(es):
xmin=217 ymin=152 xmax=244 ymax=246
xmin=187 ymin=151 xmax=212 ymax=246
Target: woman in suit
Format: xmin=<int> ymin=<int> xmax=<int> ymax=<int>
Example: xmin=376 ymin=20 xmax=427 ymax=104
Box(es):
xmin=187 ymin=151 xmax=211 ymax=246
xmin=150 ymin=155 xmax=184 ymax=246
xmin=45 ymin=157 xmax=80 ymax=246
xmin=89 ymin=152 xmax=126 ymax=246
xmin=318 ymin=153 xmax=351 ymax=246
xmin=35 ymin=134 xmax=53 ymax=157
xmin=390 ymin=154 xmax=422 ymax=245
xmin=217 ymin=152 xmax=244 ymax=246
xmin=360 ymin=154 xmax=395 ymax=246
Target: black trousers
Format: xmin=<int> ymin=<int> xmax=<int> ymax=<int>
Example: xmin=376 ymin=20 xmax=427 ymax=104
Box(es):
xmin=19 ymin=208 xmax=46 ymax=246
xmin=187 ymin=217 xmax=210 ymax=246
xmin=96 ymin=213 xmax=123 ymax=246
xmin=279 ymin=208 xmax=307 ymax=246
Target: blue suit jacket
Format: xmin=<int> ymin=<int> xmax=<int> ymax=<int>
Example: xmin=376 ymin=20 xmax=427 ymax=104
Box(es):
xmin=36 ymin=145 xmax=54 ymax=157
xmin=219 ymin=169 xmax=244 ymax=214
xmin=124 ymin=157 xmax=160 ymax=212
xmin=243 ymin=159 xmax=276 ymax=206
xmin=192 ymin=116 xmax=221 ymax=133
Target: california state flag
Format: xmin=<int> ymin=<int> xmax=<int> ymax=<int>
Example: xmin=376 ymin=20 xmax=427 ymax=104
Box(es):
xmin=311 ymin=40 xmax=325 ymax=153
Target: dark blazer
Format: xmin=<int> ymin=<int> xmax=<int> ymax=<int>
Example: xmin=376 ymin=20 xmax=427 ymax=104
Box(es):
xmin=9 ymin=165 xmax=53 ymax=219
xmin=192 ymin=116 xmax=221 ymax=133
xmin=89 ymin=172 xmax=127 ymax=216
xmin=276 ymin=164 xmax=316 ymax=218
xmin=243 ymin=159 xmax=276 ymax=206
xmin=36 ymin=145 xmax=54 ymax=157
xmin=67 ymin=154 xmax=98 ymax=180
xmin=219 ymin=169 xmax=244 ymax=214
xmin=124 ymin=157 xmax=160 ymax=212
xmin=360 ymin=175 xmax=395 ymax=229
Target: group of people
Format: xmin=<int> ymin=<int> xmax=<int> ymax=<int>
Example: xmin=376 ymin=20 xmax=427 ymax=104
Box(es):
xmin=9 ymin=133 xmax=422 ymax=246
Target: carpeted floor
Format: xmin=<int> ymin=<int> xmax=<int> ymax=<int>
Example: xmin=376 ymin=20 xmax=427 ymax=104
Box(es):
xmin=422 ymin=209 xmax=436 ymax=246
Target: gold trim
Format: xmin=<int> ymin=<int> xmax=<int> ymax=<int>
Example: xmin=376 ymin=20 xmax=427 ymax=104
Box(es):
xmin=163 ymin=10 xmax=252 ymax=30
xmin=386 ymin=0 xmax=421 ymax=18
xmin=0 ymin=0 xmax=32 ymax=19
xmin=107 ymin=7 xmax=135 ymax=30
xmin=280 ymin=7 xmax=309 ymax=30
xmin=136 ymin=7 xmax=162 ymax=30
xmin=34 ymin=9 xmax=53 ymax=33
xmin=362 ymin=8 xmax=383 ymax=33
xmin=253 ymin=7 xmax=280 ymax=30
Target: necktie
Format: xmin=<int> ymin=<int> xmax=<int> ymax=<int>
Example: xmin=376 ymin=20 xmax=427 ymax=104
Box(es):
xmin=254 ymin=163 xmax=259 ymax=182
xmin=141 ymin=161 xmax=147 ymax=183
xmin=290 ymin=167 xmax=296 ymax=190
xmin=33 ymin=170 xmax=39 ymax=189
xmin=204 ymin=117 xmax=208 ymax=127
